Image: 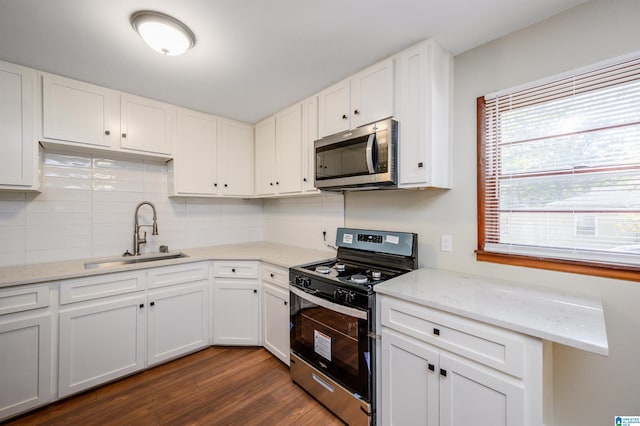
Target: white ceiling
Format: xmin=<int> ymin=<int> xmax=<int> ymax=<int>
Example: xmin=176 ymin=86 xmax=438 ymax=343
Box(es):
xmin=0 ymin=0 xmax=587 ymax=124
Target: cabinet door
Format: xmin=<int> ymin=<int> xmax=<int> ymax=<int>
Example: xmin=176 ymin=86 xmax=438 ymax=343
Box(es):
xmin=0 ymin=61 xmax=37 ymax=189
xmin=58 ymin=294 xmax=146 ymax=398
xmin=219 ymin=119 xmax=254 ymax=197
xmin=439 ymin=353 xmax=524 ymax=426
xmin=381 ymin=329 xmax=439 ymax=426
xmin=351 ymin=58 xmax=394 ymax=128
xmin=213 ymin=279 xmax=259 ymax=345
xmin=275 ymin=103 xmax=303 ymax=194
xmin=262 ymin=282 xmax=289 ymax=365
xmin=0 ymin=314 xmax=52 ymax=420
xmin=301 ymin=95 xmax=319 ymax=193
xmin=172 ymin=109 xmax=218 ymax=195
xmin=120 ymin=94 xmax=173 ymax=155
xmin=147 ymin=283 xmax=209 ymax=366
xmin=318 ymin=79 xmax=350 ymax=138
xmin=397 ymin=39 xmax=452 ymax=189
xmin=41 ymin=73 xmax=118 ymax=149
xmin=254 ymin=117 xmax=276 ymax=195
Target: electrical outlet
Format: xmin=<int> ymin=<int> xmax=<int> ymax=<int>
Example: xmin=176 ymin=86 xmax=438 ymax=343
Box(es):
xmin=440 ymin=235 xmax=453 ymax=252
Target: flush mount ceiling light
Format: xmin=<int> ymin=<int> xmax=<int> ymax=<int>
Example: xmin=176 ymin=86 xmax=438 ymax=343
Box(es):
xmin=131 ymin=10 xmax=195 ymax=56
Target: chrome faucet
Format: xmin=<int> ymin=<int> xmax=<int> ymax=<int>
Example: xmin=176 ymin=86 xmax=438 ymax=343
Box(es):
xmin=133 ymin=201 xmax=158 ymax=256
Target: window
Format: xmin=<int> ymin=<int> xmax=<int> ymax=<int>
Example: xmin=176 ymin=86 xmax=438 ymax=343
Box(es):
xmin=477 ymin=54 xmax=640 ymax=281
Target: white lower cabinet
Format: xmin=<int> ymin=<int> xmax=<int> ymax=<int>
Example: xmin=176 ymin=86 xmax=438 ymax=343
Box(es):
xmin=0 ymin=313 xmax=52 ymax=420
xmin=58 ymin=293 xmax=146 ymax=398
xmin=147 ymin=283 xmax=209 ymax=367
xmin=212 ymin=261 xmax=260 ymax=345
xmin=261 ymin=263 xmax=290 ymax=365
xmin=379 ymin=295 xmax=542 ymax=426
xmin=58 ymin=262 xmax=210 ymax=398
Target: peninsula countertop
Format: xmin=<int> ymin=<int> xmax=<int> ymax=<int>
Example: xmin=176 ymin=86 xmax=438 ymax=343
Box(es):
xmin=375 ymin=267 xmax=608 ymax=356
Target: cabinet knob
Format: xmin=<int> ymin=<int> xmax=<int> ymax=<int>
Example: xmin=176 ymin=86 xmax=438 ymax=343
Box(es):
xmin=105 ymin=130 xmax=110 ymax=136
xmin=428 ymin=363 xmax=435 ymax=372
xmin=224 ymin=184 xmax=228 ymax=188
xmin=418 ymin=162 xmax=424 ymax=168
xmin=353 ymin=109 xmax=360 ymax=115
xmin=231 ymin=268 xmax=236 ymax=273
xmin=150 ymin=301 xmax=155 ymax=307
xmin=440 ymin=369 xmax=447 ymax=377
xmin=342 ymin=114 xmax=348 ymax=120
xmin=139 ymin=303 xmax=144 ymax=308
xmin=270 ymin=273 xmax=274 ymax=278
xmin=433 ymin=328 xmax=440 ymax=336
xmin=270 ymin=182 xmax=274 ymax=186
xmin=122 ymin=133 xmax=127 ymax=138
xmin=276 ymin=181 xmax=279 ymax=185
xmin=303 ymin=178 xmax=307 ymax=182
xmin=253 ymin=289 xmax=257 ymax=294
xmin=284 ymin=301 xmax=288 ymax=306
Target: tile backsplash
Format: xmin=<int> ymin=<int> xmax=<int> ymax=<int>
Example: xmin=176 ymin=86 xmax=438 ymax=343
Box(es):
xmin=0 ymin=151 xmax=343 ymax=267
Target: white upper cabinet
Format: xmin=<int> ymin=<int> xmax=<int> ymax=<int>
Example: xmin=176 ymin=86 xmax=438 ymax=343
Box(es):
xmin=0 ymin=60 xmax=39 ymax=190
xmin=255 ymin=103 xmax=304 ymax=197
xmin=218 ymin=119 xmax=254 ymax=197
xmin=351 ymin=59 xmax=395 ymax=128
xmin=318 ymin=58 xmax=394 ymax=138
xmin=41 ymin=73 xmax=174 ymax=159
xmin=120 ymin=94 xmax=173 ymax=156
xmin=301 ymin=95 xmax=319 ymax=193
xmin=254 ymin=116 xmax=277 ymax=196
xmin=274 ymin=103 xmax=303 ymax=194
xmin=396 ymin=39 xmax=453 ymax=189
xmin=170 ymin=108 xmax=218 ymax=196
xmin=42 ymin=73 xmax=118 ymax=149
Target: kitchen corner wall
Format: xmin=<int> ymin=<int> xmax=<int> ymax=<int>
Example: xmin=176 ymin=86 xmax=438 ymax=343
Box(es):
xmin=0 ymin=150 xmax=344 ymax=268
xmin=0 ymin=150 xmax=265 ymax=267
xmin=263 ymin=193 xmax=344 ymax=253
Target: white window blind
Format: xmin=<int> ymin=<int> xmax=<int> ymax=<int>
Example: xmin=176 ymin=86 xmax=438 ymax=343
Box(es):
xmin=479 ymin=55 xmax=640 ymax=267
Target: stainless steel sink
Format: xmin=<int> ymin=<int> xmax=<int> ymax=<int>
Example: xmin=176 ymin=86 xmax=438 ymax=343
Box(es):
xmin=84 ymin=252 xmax=189 ymax=269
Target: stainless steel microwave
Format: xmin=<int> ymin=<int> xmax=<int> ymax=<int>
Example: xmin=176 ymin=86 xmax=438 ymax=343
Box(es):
xmin=314 ymin=118 xmax=398 ymax=191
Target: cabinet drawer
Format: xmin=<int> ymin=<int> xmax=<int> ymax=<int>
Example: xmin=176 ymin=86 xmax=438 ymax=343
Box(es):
xmin=0 ymin=284 xmax=49 ymax=315
xmin=213 ymin=261 xmax=259 ymax=278
xmin=380 ymin=296 xmax=525 ymax=378
xmin=148 ymin=262 xmax=209 ymax=289
xmin=60 ymin=271 xmax=146 ymax=304
xmin=261 ymin=263 xmax=288 ymax=289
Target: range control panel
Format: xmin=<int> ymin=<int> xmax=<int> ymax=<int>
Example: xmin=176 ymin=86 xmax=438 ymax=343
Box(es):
xmin=335 ymin=227 xmax=417 ymax=257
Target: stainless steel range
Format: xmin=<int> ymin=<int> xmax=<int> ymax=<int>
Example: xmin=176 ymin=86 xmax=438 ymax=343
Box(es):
xmin=289 ymin=228 xmax=418 ymax=425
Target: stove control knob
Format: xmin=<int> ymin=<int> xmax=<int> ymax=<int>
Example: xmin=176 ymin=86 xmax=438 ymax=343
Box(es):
xmin=346 ymin=291 xmax=356 ymax=303
xmin=334 ymin=289 xmax=345 ymax=301
xmin=302 ymin=277 xmax=311 ymax=288
xmin=295 ymin=276 xmax=304 ymax=286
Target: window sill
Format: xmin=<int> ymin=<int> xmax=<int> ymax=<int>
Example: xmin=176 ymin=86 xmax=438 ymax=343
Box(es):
xmin=476 ymin=250 xmax=640 ymax=282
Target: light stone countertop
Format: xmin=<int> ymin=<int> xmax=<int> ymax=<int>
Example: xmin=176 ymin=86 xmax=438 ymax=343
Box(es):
xmin=0 ymin=242 xmax=334 ymax=288
xmin=375 ymin=267 xmax=609 ymax=356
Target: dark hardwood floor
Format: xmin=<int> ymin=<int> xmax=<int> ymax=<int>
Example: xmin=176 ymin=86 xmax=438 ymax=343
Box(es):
xmin=5 ymin=347 xmax=344 ymax=426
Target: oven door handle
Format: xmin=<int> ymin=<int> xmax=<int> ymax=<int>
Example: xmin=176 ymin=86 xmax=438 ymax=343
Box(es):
xmin=290 ymin=285 xmax=368 ymax=321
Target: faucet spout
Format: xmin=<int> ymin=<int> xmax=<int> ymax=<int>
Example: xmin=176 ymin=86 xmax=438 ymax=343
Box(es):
xmin=133 ymin=201 xmax=159 ymax=255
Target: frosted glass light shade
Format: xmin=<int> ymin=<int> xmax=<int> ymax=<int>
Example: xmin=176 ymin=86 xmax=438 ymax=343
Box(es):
xmin=131 ymin=11 xmax=195 ymax=56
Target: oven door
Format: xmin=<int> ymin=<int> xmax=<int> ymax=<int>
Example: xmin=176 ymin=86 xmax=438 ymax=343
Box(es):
xmin=289 ymin=285 xmax=372 ymax=401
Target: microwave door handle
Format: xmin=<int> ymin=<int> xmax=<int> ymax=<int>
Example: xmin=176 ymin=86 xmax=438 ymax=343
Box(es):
xmin=366 ymin=134 xmax=376 ymax=173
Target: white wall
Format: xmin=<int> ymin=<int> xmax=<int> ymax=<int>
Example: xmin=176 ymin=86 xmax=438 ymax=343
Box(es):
xmin=345 ymin=1 xmax=640 ymax=424
xmin=263 ymin=193 xmax=344 ymax=253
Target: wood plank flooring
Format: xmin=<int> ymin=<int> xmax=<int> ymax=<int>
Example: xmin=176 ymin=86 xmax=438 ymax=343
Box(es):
xmin=5 ymin=347 xmax=345 ymax=426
